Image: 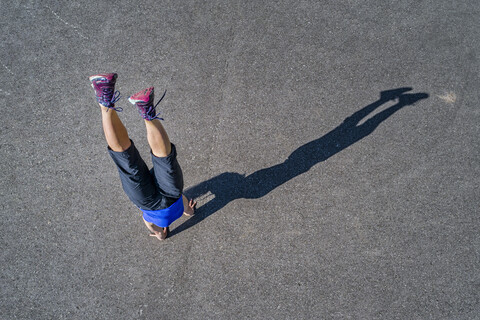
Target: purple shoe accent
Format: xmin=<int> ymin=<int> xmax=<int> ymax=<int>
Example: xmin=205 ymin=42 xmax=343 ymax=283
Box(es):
xmin=128 ymin=87 xmax=166 ymax=121
xmin=89 ymin=73 xmax=122 ymax=111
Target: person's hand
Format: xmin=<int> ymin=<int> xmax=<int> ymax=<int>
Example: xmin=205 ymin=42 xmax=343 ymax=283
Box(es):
xmin=149 ymin=227 xmax=168 ymax=240
xmin=184 ymin=199 xmax=197 ymax=216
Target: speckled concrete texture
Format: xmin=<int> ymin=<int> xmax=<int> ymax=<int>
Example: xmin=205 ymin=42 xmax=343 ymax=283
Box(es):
xmin=1 ymin=1 xmax=479 ymax=319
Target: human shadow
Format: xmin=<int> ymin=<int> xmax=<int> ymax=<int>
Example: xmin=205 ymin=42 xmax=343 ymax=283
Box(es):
xmin=169 ymin=88 xmax=429 ymax=237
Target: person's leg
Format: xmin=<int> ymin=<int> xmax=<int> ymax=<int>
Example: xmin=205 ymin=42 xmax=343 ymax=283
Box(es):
xmin=101 ymin=106 xmax=131 ymax=152
xmin=90 ymin=72 xmax=131 ymax=151
xmin=91 ymin=74 xmax=162 ymax=211
xmin=144 ymin=119 xmax=171 ymax=157
xmin=129 ymin=87 xmax=196 ymax=226
xmin=145 ymin=119 xmax=197 ymax=215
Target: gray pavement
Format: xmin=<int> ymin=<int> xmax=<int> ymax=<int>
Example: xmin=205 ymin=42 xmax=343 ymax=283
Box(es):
xmin=1 ymin=0 xmax=479 ymax=319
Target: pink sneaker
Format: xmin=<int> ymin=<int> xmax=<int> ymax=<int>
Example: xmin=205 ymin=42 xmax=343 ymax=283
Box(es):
xmin=128 ymin=87 xmax=166 ymax=121
xmin=89 ymin=73 xmax=122 ymax=111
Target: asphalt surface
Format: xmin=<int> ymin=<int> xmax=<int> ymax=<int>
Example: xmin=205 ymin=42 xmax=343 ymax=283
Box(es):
xmin=1 ymin=1 xmax=479 ymax=319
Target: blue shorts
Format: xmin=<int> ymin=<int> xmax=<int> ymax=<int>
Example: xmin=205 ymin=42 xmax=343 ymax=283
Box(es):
xmin=141 ymin=196 xmax=184 ymax=228
xmin=108 ymin=140 xmax=184 ymax=223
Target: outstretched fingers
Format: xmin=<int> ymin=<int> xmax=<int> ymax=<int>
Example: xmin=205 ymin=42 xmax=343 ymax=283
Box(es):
xmin=149 ymin=228 xmax=168 ymax=240
xmin=184 ymin=199 xmax=197 ymax=217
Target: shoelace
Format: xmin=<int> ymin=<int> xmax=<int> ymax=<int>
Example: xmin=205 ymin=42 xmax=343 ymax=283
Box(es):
xmin=138 ymin=89 xmax=166 ymax=120
xmin=101 ymin=87 xmax=123 ymax=112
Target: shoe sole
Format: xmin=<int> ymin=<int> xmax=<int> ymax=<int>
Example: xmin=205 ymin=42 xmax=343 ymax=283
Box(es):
xmin=128 ymin=97 xmax=145 ymax=105
xmin=89 ymin=74 xmax=117 ymax=87
xmin=128 ymin=87 xmax=154 ymax=105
